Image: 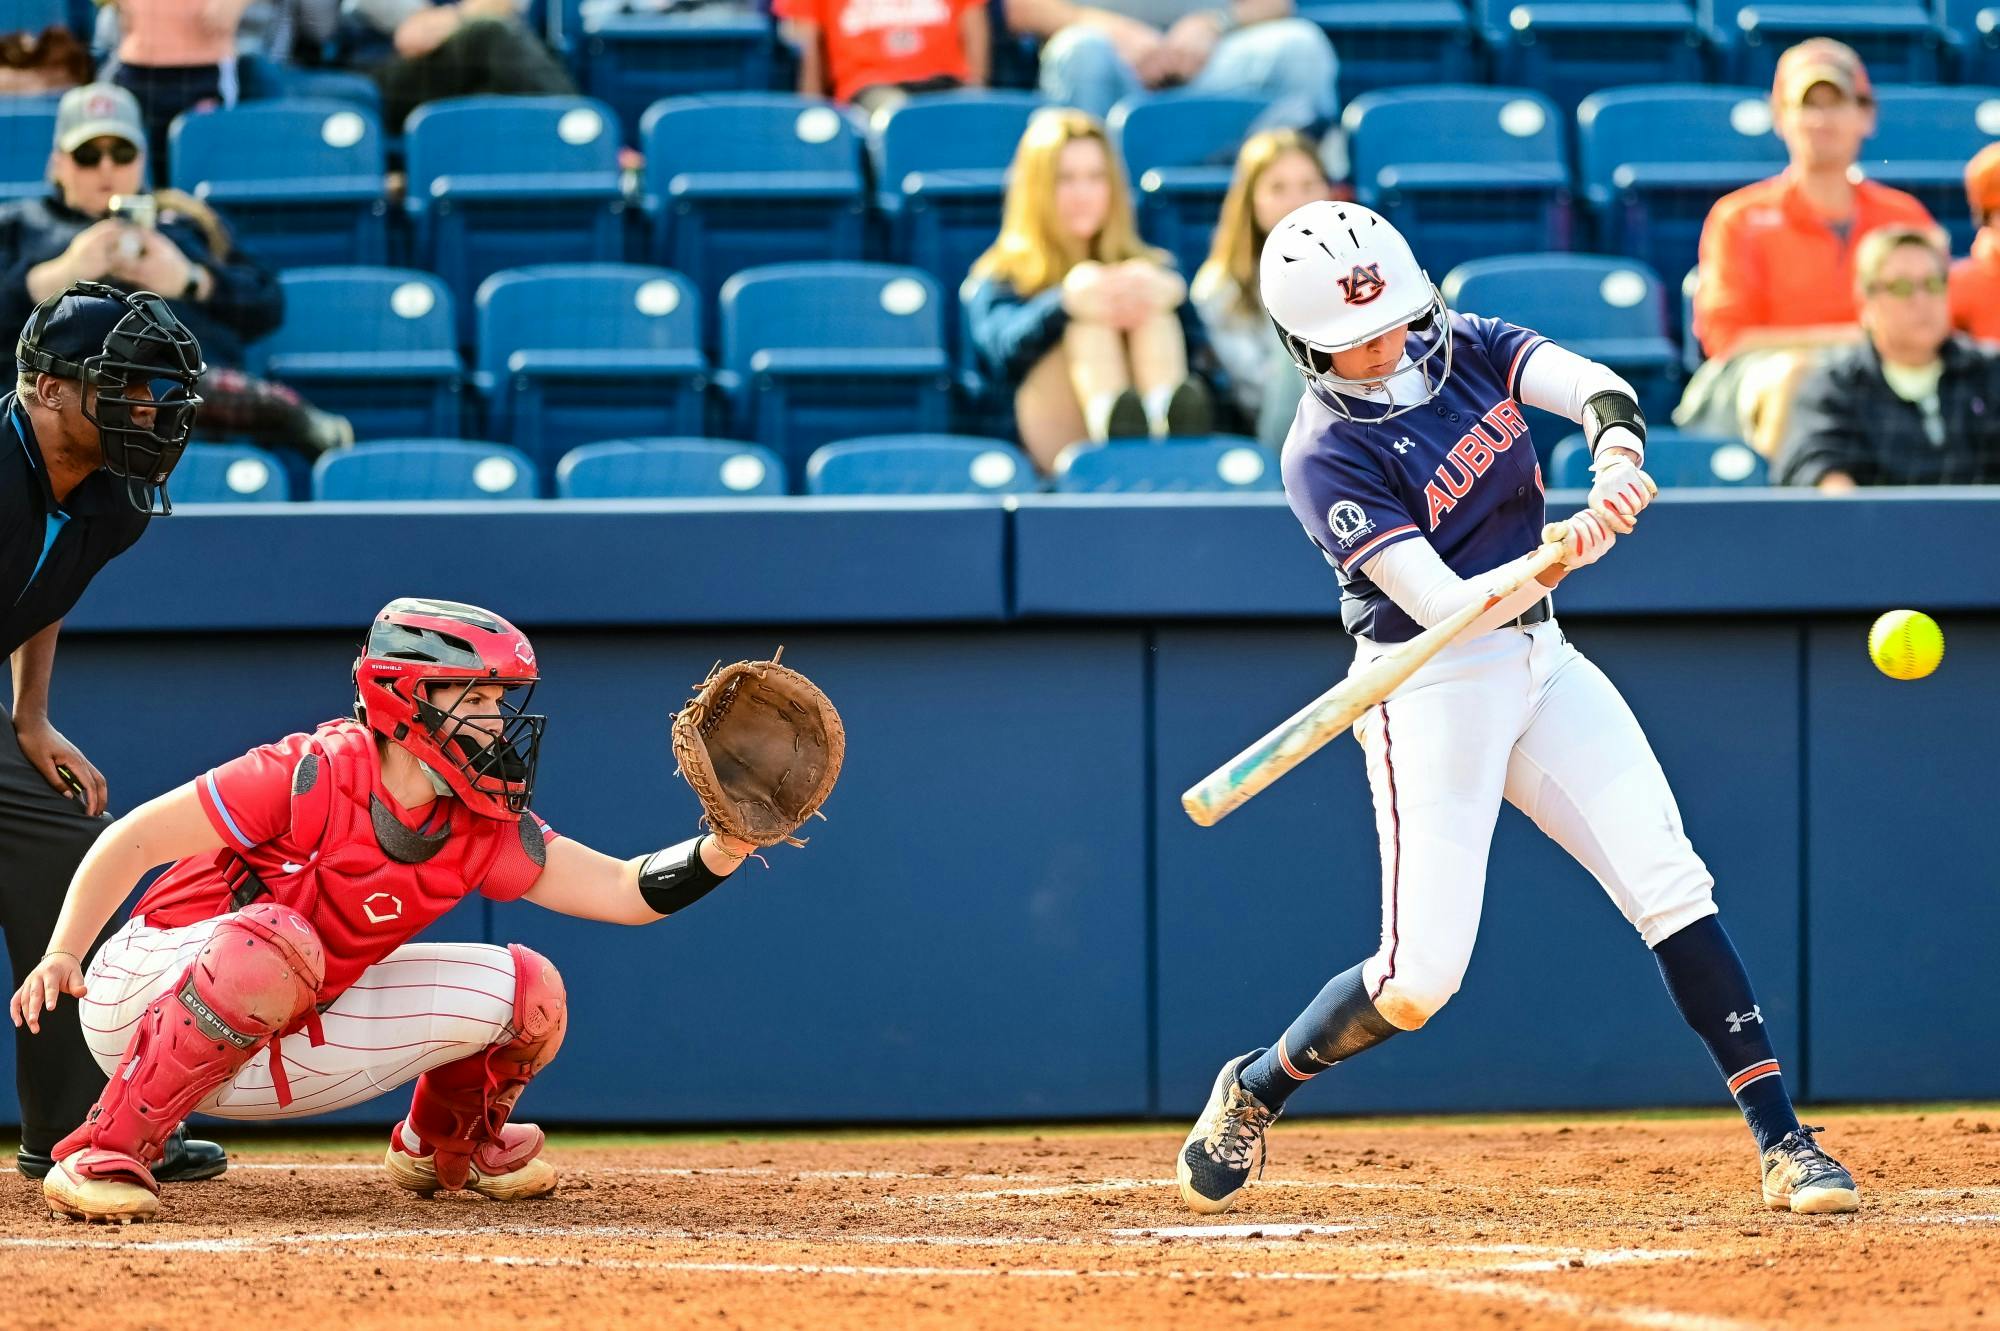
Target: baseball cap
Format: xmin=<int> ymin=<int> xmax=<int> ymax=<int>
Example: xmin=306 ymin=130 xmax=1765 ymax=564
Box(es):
xmin=17 ymin=284 xmax=140 ymax=377
xmin=54 ymin=83 xmax=144 ymax=155
xmin=1968 ymin=142 xmax=2000 ymax=219
xmin=1771 ymin=38 xmax=1875 ymax=107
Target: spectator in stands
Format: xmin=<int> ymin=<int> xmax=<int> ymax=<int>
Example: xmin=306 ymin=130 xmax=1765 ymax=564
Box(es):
xmin=0 ymin=26 xmax=92 ymax=97
xmin=1679 ymin=38 xmax=1934 ymax=453
xmin=1008 ymin=0 xmax=1335 ymax=134
xmin=1191 ymin=127 xmax=1326 ymax=446
xmin=0 ymin=84 xmax=351 ymax=456
xmin=965 ymin=108 xmax=1212 ymax=471
xmin=343 ymin=0 xmax=576 ymax=132
xmin=1949 ymin=142 xmax=2000 ymax=345
xmin=1776 ymin=227 xmax=2000 ymax=489
xmin=779 ymin=0 xmax=989 ymax=115
xmin=106 ymin=0 xmax=253 ymax=171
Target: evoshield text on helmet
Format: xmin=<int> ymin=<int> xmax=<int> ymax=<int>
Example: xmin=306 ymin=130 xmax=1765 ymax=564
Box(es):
xmin=1260 ymin=200 xmax=1453 ymax=423
xmin=352 ymin=598 xmax=547 ymax=820
xmin=16 ymin=281 xmax=204 ymax=514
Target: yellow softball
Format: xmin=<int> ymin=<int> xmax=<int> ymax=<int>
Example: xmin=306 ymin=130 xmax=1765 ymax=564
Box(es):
xmin=1868 ymin=609 xmax=1943 ymax=681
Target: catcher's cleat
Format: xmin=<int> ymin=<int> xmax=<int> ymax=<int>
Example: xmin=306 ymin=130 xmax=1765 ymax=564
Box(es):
xmin=1177 ymin=1050 xmax=1278 ymax=1215
xmin=1762 ymin=1124 xmax=1861 ymax=1214
xmin=44 ymin=1150 xmax=160 ymax=1224
xmin=385 ymin=1119 xmax=557 ymax=1201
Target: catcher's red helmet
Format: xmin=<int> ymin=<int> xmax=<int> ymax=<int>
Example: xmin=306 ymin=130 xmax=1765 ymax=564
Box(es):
xmin=352 ymin=598 xmax=545 ymax=820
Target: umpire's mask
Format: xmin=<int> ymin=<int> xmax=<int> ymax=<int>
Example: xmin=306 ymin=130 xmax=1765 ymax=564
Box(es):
xmin=17 ymin=281 xmax=205 ymax=515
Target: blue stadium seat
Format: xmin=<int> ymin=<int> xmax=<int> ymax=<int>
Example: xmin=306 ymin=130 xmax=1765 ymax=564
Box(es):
xmin=806 ymin=435 xmax=1036 ymax=495
xmin=1475 ymin=0 xmax=1704 ymax=117
xmin=1345 ymin=87 xmax=1573 ymax=280
xmin=312 ymin=440 xmax=540 ymax=501
xmin=871 ymin=91 xmax=1041 ymax=301
xmin=475 ymin=264 xmax=707 ymax=472
xmin=1578 ymin=86 xmax=1786 ymax=296
xmin=255 ymin=268 xmax=463 ymax=441
xmin=554 ymin=438 xmax=784 ymax=497
xmin=719 ymin=263 xmax=952 ymax=482
xmin=641 ymin=95 xmax=866 ymax=322
xmin=1864 ymin=87 xmax=2000 ymax=253
xmin=171 ymin=444 xmax=292 ymax=503
xmin=0 ymin=105 xmax=58 ymax=204
xmin=1941 ymin=0 xmax=2000 ymax=83
xmin=1549 ymin=430 xmax=1766 ymax=486
xmin=1 ymin=0 xmax=68 ymax=30
xmin=1702 ymin=0 xmax=1946 ymax=86
xmin=1295 ymin=1 xmax=1479 ymax=100
xmin=1054 ymin=437 xmax=1281 ymax=493
xmin=168 ymin=101 xmax=389 ymax=269
xmin=404 ymin=96 xmax=625 ymax=337
xmin=565 ymin=3 xmax=774 ymax=136
xmin=1109 ymin=93 xmax=1265 ymax=280
xmin=1440 ymin=255 xmax=1681 ymax=432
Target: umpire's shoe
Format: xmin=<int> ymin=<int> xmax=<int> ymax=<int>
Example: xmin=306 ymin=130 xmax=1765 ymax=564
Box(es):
xmin=1177 ymin=1050 xmax=1278 ymax=1214
xmin=1761 ymin=1124 xmax=1861 ymax=1214
xmin=17 ymin=1125 xmax=226 ymax=1183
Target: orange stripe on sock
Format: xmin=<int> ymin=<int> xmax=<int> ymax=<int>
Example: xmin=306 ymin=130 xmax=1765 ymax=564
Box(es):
xmin=1727 ymin=1060 xmax=1780 ymax=1094
xmin=1276 ymin=1038 xmax=1313 ymax=1082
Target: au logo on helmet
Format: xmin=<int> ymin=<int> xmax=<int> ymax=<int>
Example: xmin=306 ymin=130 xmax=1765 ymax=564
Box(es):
xmin=1337 ymin=262 xmax=1387 ymax=305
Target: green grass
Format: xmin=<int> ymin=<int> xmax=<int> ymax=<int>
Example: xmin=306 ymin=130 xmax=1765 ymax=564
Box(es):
xmin=142 ymin=1101 xmax=2000 ymax=1158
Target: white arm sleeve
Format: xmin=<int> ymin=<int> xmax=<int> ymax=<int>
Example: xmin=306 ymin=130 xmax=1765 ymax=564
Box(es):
xmin=1360 ymin=537 xmax=1553 ymax=637
xmin=1514 ymin=341 xmax=1644 ymax=464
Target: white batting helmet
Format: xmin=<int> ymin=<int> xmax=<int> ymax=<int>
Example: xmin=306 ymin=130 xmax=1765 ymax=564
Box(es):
xmin=1260 ymin=200 xmax=1453 ymax=423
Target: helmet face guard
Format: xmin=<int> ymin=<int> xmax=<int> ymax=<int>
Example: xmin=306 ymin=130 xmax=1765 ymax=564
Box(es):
xmin=1277 ymin=284 xmax=1455 ymax=425
xmin=353 ymin=598 xmax=548 ymax=820
xmin=17 ymin=283 xmax=204 ymax=514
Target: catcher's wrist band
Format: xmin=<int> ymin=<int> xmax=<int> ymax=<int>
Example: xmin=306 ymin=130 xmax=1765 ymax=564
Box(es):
xmin=637 ymin=836 xmax=727 ymax=916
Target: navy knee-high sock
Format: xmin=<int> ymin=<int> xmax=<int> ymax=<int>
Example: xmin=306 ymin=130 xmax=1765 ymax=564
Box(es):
xmin=1238 ymin=963 xmax=1400 ymax=1111
xmin=1652 ymin=914 xmax=1800 ymax=1152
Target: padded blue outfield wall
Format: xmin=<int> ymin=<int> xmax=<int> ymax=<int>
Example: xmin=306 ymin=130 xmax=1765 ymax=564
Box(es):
xmin=3 ymin=490 xmax=1998 ymax=1130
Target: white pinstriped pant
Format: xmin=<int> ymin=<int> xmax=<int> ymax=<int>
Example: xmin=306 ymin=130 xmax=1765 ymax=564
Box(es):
xmin=79 ymin=914 xmax=518 ymax=1120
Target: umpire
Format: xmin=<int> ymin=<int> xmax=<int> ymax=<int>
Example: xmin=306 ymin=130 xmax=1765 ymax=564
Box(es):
xmin=1 ymin=280 xmax=223 ymax=1180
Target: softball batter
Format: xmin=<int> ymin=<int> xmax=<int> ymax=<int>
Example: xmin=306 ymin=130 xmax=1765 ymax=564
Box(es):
xmin=1177 ymin=200 xmax=1858 ymax=1217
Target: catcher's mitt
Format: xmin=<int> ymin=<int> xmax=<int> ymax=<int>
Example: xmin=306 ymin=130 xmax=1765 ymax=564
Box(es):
xmin=671 ymin=649 xmax=845 ymax=847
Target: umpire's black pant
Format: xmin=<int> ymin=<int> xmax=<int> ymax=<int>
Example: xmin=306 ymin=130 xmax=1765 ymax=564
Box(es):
xmin=0 ymin=709 xmax=118 ymax=1158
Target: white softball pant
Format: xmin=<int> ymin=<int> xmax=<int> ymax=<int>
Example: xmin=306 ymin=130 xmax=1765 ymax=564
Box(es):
xmin=79 ymin=914 xmax=518 ymax=1119
xmin=1349 ymin=619 xmax=1717 ymax=1031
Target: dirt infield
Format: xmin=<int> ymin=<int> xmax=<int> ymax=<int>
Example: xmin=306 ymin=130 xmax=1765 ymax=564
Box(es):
xmin=5 ymin=1109 xmax=1998 ymax=1331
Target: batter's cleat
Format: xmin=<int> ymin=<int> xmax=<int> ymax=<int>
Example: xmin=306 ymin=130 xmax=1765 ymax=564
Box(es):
xmin=43 ymin=1150 xmax=160 ymax=1224
xmin=1761 ymin=1124 xmax=1861 ymax=1214
xmin=385 ymin=1119 xmax=558 ymax=1201
xmin=18 ymin=1124 xmax=225 ymax=1183
xmin=1177 ymin=1050 xmax=1278 ymax=1214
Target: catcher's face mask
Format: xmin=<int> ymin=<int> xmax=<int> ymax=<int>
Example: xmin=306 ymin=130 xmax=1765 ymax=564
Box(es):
xmin=17 ymin=282 xmax=204 ymax=515
xmin=353 ymin=597 xmax=547 ymax=820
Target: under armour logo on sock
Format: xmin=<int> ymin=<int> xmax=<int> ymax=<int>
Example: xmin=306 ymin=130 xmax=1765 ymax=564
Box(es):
xmin=1727 ymin=1006 xmax=1763 ymax=1033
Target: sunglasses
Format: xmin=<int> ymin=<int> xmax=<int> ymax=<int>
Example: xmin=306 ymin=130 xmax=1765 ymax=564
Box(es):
xmin=1868 ymin=276 xmax=1948 ymax=298
xmin=71 ymin=140 xmax=139 ymax=168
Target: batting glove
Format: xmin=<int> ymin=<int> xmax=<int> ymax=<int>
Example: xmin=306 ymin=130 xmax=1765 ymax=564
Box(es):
xmin=1557 ymin=510 xmax=1617 ymax=570
xmin=1587 ymin=446 xmax=1657 ymax=536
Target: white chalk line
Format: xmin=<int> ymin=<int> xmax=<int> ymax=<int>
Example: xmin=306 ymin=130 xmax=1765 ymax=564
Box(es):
xmin=1423 ymin=1276 xmax=1769 ymax=1331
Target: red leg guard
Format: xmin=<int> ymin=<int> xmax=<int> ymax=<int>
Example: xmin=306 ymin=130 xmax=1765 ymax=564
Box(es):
xmin=406 ymin=944 xmax=567 ymax=1190
xmin=54 ymin=904 xmax=325 ymax=1186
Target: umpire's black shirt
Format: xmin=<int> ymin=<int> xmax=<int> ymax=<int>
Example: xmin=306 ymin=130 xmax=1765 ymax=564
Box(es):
xmin=0 ymin=392 xmax=147 ymax=658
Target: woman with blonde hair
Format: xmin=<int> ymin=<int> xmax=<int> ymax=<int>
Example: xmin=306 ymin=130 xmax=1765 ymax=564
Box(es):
xmin=1192 ymin=129 xmax=1330 ymax=443
xmin=964 ymin=107 xmax=1210 ymax=471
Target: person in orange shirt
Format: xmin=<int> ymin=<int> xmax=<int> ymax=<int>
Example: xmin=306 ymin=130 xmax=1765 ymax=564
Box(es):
xmin=780 ymin=0 xmax=990 ymax=115
xmin=1678 ymin=39 xmax=1937 ymax=449
xmin=1949 ymin=143 xmax=2000 ymax=344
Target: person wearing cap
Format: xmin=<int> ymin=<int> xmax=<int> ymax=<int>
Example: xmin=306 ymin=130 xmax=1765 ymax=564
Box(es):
xmin=1776 ymin=226 xmax=2000 ymax=488
xmin=1677 ymin=39 xmax=1936 ymax=450
xmin=0 ymin=280 xmax=225 ymax=1183
xmin=1949 ymin=142 xmax=2000 ymax=344
xmin=0 ymin=84 xmax=350 ymax=459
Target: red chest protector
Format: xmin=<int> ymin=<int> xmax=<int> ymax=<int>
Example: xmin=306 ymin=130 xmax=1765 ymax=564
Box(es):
xmin=235 ymin=721 xmax=547 ymax=1000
